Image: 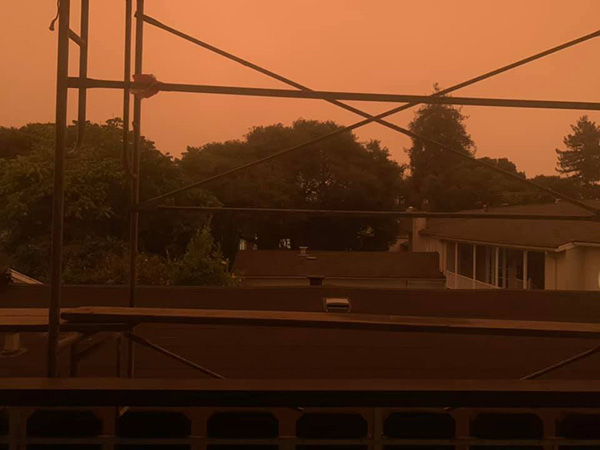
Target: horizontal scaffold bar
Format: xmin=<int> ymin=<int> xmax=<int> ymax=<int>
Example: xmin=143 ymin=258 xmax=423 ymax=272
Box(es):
xmin=67 ymin=77 xmax=600 ymax=111
xmin=139 ymin=205 xmax=599 ymax=221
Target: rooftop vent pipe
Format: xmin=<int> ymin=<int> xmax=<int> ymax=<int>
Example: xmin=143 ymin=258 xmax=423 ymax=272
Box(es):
xmin=323 ymin=298 xmax=351 ymax=313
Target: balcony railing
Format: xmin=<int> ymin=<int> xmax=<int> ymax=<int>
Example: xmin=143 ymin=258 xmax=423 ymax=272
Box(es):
xmin=2 ymin=378 xmax=600 ymax=448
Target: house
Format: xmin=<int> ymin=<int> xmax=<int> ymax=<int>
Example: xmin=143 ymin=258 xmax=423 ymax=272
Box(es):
xmin=412 ymin=200 xmax=600 ymax=290
xmin=233 ymin=247 xmax=446 ymax=288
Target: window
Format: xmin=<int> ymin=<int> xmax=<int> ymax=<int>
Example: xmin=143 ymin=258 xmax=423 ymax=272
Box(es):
xmin=486 ymin=247 xmax=497 ymax=286
xmin=445 ymin=242 xmax=456 ymax=272
xmin=475 ymin=245 xmax=491 ymax=284
xmin=506 ymin=249 xmax=524 ymax=289
xmin=498 ymin=248 xmax=507 ymax=288
xmin=527 ymin=251 xmax=545 ymax=290
xmin=457 ymin=243 xmax=474 ymax=278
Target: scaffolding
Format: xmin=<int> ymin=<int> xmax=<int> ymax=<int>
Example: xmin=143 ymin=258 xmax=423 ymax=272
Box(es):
xmin=48 ymin=0 xmax=600 ymax=378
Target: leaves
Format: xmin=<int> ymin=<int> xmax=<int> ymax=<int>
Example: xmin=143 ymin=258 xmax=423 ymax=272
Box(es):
xmin=180 ymin=119 xmax=407 ymax=252
xmin=556 ymin=115 xmax=600 ymax=198
xmin=0 ymin=120 xmax=229 ymax=285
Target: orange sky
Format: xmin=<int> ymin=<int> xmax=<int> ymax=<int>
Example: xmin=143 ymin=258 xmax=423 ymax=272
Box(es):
xmin=2 ymin=1 xmax=599 ymax=176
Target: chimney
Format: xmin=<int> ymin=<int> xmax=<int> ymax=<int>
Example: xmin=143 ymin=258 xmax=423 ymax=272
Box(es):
xmin=411 ymin=217 xmax=427 ymax=252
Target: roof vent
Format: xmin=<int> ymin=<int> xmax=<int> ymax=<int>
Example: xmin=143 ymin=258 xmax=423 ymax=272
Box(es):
xmin=307 ymin=275 xmax=324 ymax=286
xmin=323 ymin=298 xmax=351 ymax=313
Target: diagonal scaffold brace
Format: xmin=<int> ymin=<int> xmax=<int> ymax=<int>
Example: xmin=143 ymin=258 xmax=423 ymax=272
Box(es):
xmin=137 ymin=14 xmax=600 ymax=214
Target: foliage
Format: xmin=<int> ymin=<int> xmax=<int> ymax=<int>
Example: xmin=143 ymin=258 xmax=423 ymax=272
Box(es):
xmin=406 ymin=87 xmax=477 ymax=210
xmin=0 ymin=120 xmax=231 ymax=285
xmin=404 ymin=86 xmax=587 ymax=210
xmin=0 ymin=109 xmax=594 ymax=285
xmin=0 ymin=252 xmax=10 ymax=287
xmin=168 ymin=227 xmax=239 ymax=286
xmin=555 ymin=116 xmax=600 ymax=199
xmin=180 ymin=119 xmax=407 ymax=254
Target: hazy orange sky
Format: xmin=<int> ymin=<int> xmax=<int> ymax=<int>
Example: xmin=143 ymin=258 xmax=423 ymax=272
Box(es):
xmin=2 ymin=1 xmax=599 ymax=176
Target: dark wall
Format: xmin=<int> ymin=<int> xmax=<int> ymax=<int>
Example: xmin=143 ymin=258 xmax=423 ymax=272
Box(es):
xmin=2 ymin=284 xmax=600 ymax=321
xmin=1 ymin=286 xmax=600 ymax=380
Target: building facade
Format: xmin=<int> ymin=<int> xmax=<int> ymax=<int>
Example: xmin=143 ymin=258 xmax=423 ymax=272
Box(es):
xmin=411 ymin=201 xmax=600 ymax=291
xmin=233 ymin=248 xmax=446 ymax=288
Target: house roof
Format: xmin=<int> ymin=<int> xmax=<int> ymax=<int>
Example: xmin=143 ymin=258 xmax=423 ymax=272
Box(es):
xmin=9 ymin=269 xmax=42 ymax=285
xmin=421 ymin=200 xmax=600 ymax=249
xmin=233 ymin=250 xmax=444 ymax=279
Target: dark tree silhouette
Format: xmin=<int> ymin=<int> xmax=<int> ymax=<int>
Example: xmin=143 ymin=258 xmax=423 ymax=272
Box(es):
xmin=0 ymin=120 xmax=234 ymax=285
xmin=180 ymin=119 xmax=407 ymax=254
xmin=556 ymin=115 xmax=600 ymax=199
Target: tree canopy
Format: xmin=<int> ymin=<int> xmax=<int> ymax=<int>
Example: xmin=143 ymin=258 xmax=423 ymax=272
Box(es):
xmin=180 ymin=119 xmax=407 ymax=255
xmin=0 ymin=108 xmax=593 ymax=284
xmin=0 ymin=119 xmax=234 ymax=285
xmin=406 ymin=91 xmax=477 ymax=211
xmin=404 ymin=87 xmax=588 ymax=210
xmin=556 ymin=115 xmax=600 ymax=198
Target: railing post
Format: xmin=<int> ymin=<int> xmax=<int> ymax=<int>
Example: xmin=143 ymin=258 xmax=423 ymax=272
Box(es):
xmin=372 ymin=407 xmax=383 ymax=450
xmin=99 ymin=407 xmax=116 ymax=450
xmin=9 ymin=408 xmax=21 ymax=450
xmin=453 ymin=409 xmax=472 ymax=450
xmin=276 ymin=407 xmax=300 ymax=450
xmin=540 ymin=410 xmax=559 ymax=450
xmin=188 ymin=408 xmax=209 ymax=450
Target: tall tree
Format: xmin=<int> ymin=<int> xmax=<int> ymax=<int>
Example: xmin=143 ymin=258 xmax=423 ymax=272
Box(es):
xmin=556 ymin=115 xmax=600 ymax=198
xmin=180 ymin=119 xmax=407 ymax=254
xmin=404 ymin=87 xmax=579 ymax=210
xmin=406 ymin=87 xmax=476 ymax=211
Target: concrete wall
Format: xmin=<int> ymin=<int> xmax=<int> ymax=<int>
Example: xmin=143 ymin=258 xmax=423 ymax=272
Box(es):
xmin=242 ymin=277 xmax=446 ymax=289
xmin=546 ymin=248 xmax=584 ymax=290
xmin=411 ymin=218 xmax=428 ymax=252
xmin=583 ymin=247 xmax=600 ymax=290
xmin=2 ymin=285 xmax=600 ymax=379
xmin=545 ymin=252 xmax=559 ymax=290
xmin=545 ymin=247 xmax=600 ymax=291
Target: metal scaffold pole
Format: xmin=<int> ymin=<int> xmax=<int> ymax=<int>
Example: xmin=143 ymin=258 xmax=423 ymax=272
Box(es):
xmin=48 ymin=0 xmax=71 ymax=378
xmin=76 ymin=0 xmax=89 ymax=149
xmin=127 ymin=0 xmax=144 ymax=379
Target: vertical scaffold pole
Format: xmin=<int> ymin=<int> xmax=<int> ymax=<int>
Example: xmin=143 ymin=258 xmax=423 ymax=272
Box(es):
xmin=123 ymin=0 xmax=132 ymax=174
xmin=127 ymin=0 xmax=144 ymax=378
xmin=48 ymin=0 xmax=71 ymax=378
xmin=76 ymin=0 xmax=89 ymax=149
